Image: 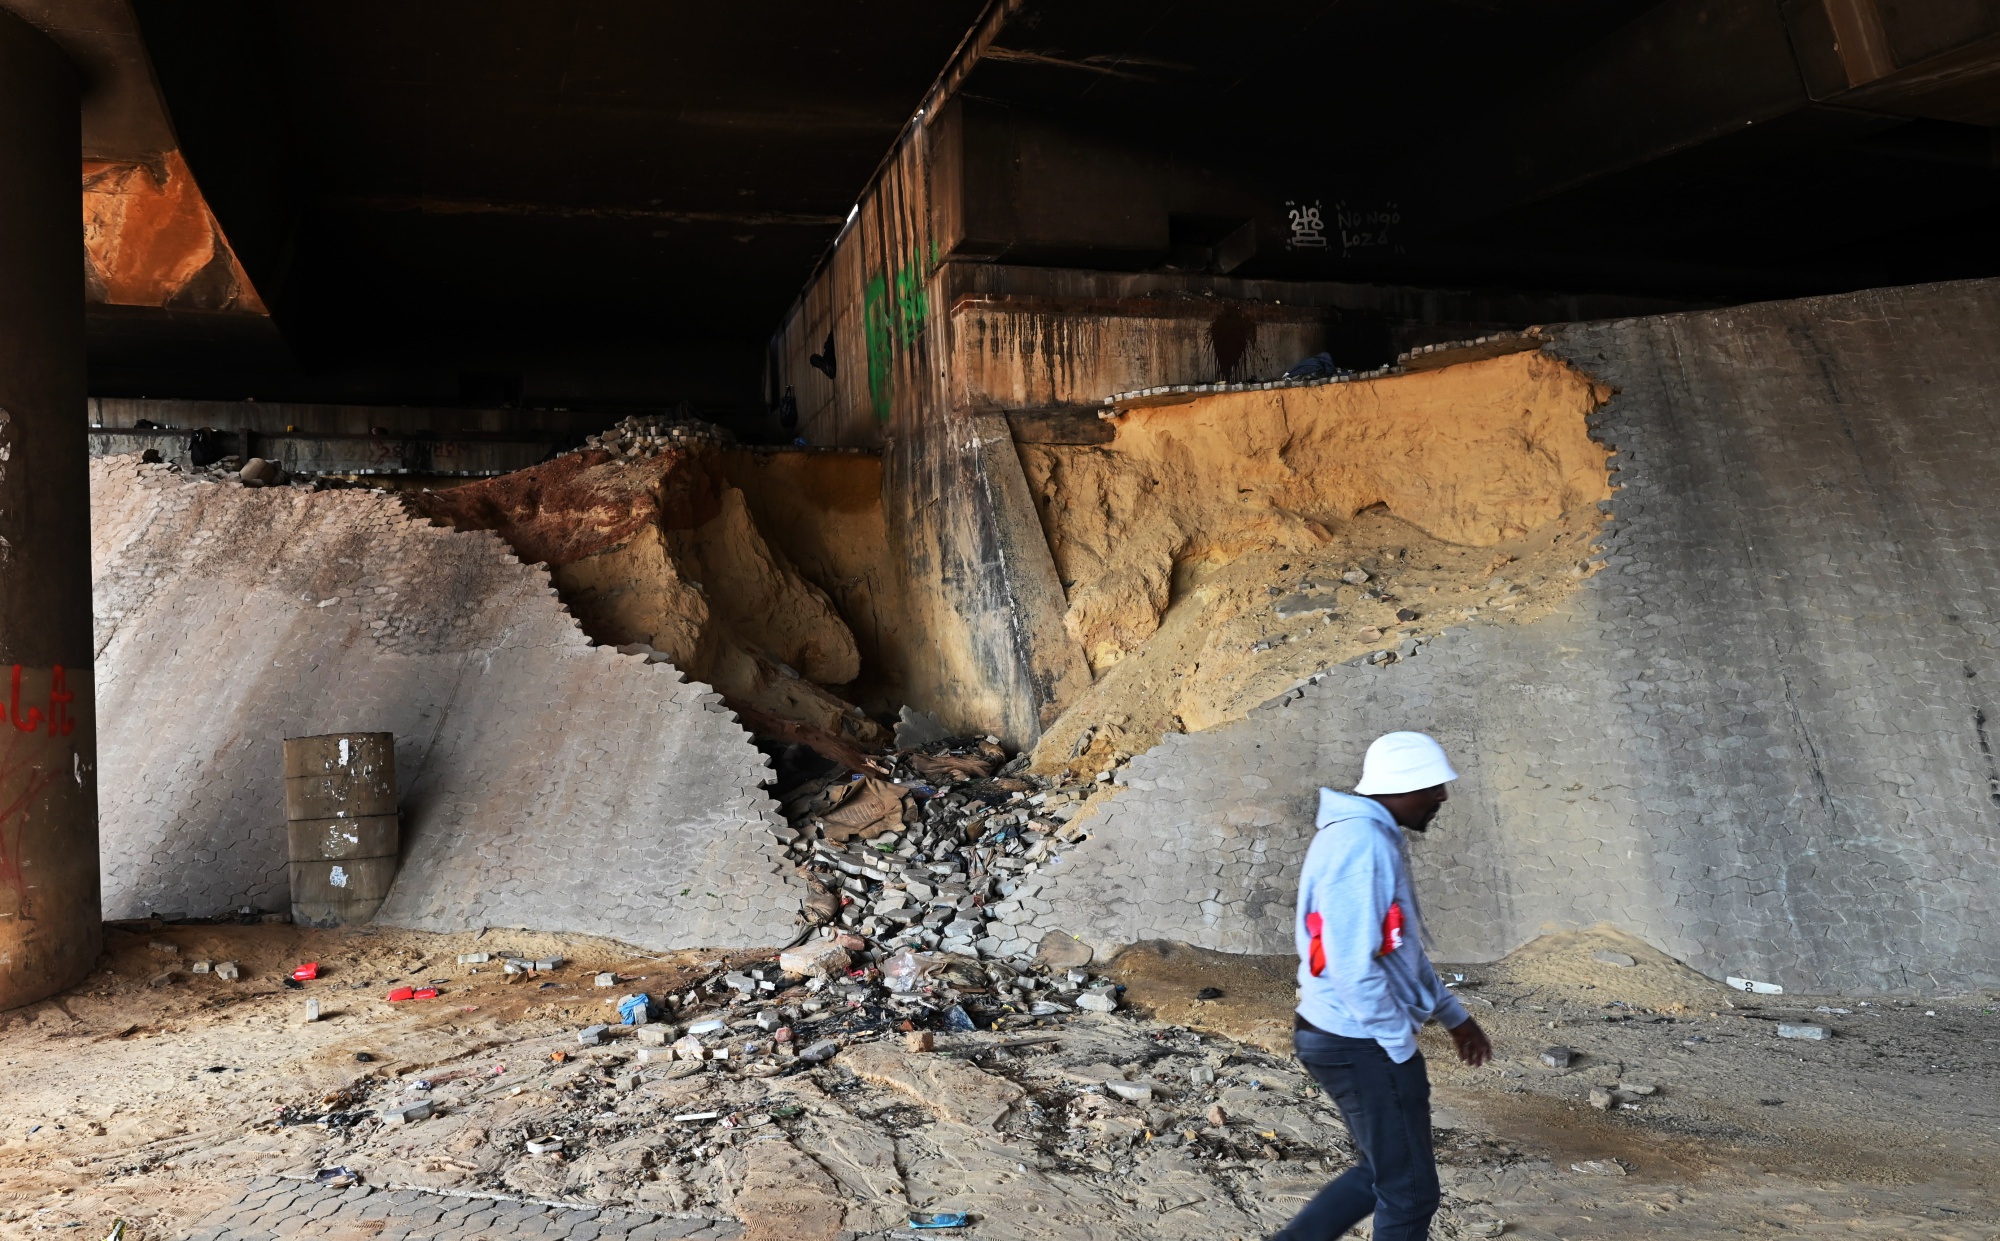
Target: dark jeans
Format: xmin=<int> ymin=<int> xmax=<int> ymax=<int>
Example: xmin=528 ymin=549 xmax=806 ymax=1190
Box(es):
xmin=1272 ymin=1025 xmax=1440 ymax=1241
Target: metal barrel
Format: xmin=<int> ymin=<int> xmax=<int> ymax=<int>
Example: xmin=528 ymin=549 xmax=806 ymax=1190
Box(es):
xmin=282 ymin=733 xmax=399 ymax=926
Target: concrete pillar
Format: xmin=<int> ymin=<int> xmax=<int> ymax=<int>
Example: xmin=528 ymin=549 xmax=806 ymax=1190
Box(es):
xmin=0 ymin=10 xmax=96 ymax=1011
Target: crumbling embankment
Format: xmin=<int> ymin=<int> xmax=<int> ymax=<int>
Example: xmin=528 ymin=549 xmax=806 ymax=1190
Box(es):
xmin=1023 ymin=349 xmax=1613 ymax=770
xmin=406 ymin=434 xmax=896 ymax=759
xmin=90 ymin=457 xmax=801 ymax=943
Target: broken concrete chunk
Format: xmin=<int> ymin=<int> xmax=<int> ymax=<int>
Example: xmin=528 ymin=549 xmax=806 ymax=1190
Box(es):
xmin=594 ymin=971 xmax=616 ymax=987
xmin=1587 ymin=1086 xmax=1622 ymax=1110
xmin=1539 ymin=1046 xmax=1576 ymax=1069
xmin=577 ymin=1024 xmax=607 ymax=1046
xmin=636 ymin=1046 xmax=676 ymax=1064
xmin=778 ymin=939 xmax=852 ymax=979
xmin=214 ymin=961 xmax=240 ymax=981
xmin=1103 ymin=1079 xmax=1153 ymax=1104
xmin=1619 ymin=1082 xmax=1658 ymax=1095
xmin=457 ymin=952 xmax=490 ymax=964
xmin=636 ymin=1024 xmax=672 ymax=1047
xmin=381 ymin=1100 xmax=434 ymax=1126
xmin=905 ymin=1029 xmax=935 ymax=1053
xmin=1342 ymin=568 xmax=1371 ymax=585
xmin=798 ymin=1039 xmax=841 ymax=1063
xmin=1592 ymin=949 xmax=1637 ymax=967
xmin=752 ymin=1010 xmax=782 ymax=1033
xmin=686 ymin=1016 xmax=728 ymax=1036
xmin=190 ymin=960 xmax=212 ymax=974
xmin=1273 ymin=592 xmax=1338 ymax=618
xmin=1778 ymin=1023 xmax=1828 ymax=1041
xmin=1077 ymin=989 xmax=1118 ymax=1013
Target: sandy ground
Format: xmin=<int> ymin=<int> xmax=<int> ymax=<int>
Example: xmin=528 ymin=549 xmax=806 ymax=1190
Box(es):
xmin=2 ymin=922 xmax=1995 ymax=1241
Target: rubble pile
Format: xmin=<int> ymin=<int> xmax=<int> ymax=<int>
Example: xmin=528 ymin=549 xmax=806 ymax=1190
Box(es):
xmin=260 ymin=956 xmax=1368 ymax=1234
xmin=578 ymin=414 xmax=733 ymax=456
xmin=777 ymin=736 xmax=1111 ymax=972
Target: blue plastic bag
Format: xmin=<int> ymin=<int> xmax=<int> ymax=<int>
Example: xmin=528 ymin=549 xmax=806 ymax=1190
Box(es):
xmin=909 ymin=1212 xmax=968 ymax=1229
xmin=618 ymin=993 xmax=651 ymax=1025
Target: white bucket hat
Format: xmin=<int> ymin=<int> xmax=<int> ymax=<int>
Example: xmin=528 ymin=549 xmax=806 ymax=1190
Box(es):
xmin=1354 ymin=731 xmax=1459 ymax=795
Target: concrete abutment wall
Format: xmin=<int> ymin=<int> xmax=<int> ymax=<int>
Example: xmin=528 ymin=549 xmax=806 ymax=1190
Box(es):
xmin=1031 ymin=279 xmax=2000 ymax=994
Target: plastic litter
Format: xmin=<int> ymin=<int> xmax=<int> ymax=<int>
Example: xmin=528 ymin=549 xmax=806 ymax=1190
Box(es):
xmin=910 ymin=1212 xmax=970 ymax=1229
xmin=291 ymin=962 xmax=319 ymax=981
xmin=882 ymin=947 xmax=923 ymax=993
xmin=618 ymin=993 xmax=652 ymax=1024
xmin=387 ymin=986 xmax=439 ymax=1002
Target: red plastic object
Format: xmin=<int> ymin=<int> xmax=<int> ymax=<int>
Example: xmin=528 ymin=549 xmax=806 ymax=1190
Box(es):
xmin=292 ymin=962 xmax=319 ymax=981
xmin=412 ymin=987 xmax=438 ymax=1000
xmin=387 ymin=986 xmax=438 ymax=1003
xmin=387 ymin=986 xmax=415 ymax=1001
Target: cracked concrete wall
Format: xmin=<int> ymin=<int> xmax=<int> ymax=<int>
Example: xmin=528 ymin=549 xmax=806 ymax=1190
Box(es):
xmin=92 ymin=460 xmax=804 ymax=947
xmin=1030 ymin=278 xmax=2000 ymax=994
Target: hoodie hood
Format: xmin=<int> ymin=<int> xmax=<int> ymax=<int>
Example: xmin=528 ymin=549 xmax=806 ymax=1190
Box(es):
xmin=1317 ymin=787 xmax=1395 ymax=833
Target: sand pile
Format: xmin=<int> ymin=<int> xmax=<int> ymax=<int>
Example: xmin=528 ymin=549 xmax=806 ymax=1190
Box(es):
xmin=1024 ymin=350 xmax=1612 ymax=770
xmin=409 ymin=444 xmax=885 ymax=750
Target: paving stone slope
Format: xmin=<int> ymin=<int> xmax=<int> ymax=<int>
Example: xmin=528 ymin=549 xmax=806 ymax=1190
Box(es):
xmin=184 ymin=1177 xmax=743 ymax=1241
xmin=91 ymin=461 xmax=803 ymax=946
xmin=1032 ymin=278 xmax=2000 ymax=994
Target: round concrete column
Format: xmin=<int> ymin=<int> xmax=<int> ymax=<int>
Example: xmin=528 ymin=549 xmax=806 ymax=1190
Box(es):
xmin=0 ymin=10 xmax=95 ymax=1011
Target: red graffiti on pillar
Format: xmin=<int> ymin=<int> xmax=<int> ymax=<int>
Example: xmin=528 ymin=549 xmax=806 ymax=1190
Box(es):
xmin=0 ymin=664 xmax=75 ymax=736
xmin=0 ymin=729 xmax=58 ymax=899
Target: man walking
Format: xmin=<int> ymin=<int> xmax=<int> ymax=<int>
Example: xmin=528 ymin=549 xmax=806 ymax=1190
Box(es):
xmin=1273 ymin=731 xmax=1493 ymax=1241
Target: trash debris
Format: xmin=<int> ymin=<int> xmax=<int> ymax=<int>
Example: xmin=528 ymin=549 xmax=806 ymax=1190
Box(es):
xmin=909 ymin=1211 xmax=971 ymax=1229
xmin=457 ymin=952 xmax=490 ymax=964
xmin=1195 ymin=987 xmax=1224 ymax=1001
xmin=313 ymin=1167 xmax=360 ymax=1188
xmin=387 ymin=987 xmax=438 ymax=1002
xmin=618 ymin=993 xmax=651 ymax=1024
xmin=292 ymin=963 xmax=320 ymax=981
xmin=1726 ymin=975 xmax=1783 ymax=995
xmin=1571 ymin=1159 xmax=1628 ymax=1176
xmin=1778 ymin=1023 xmax=1829 ymax=1041
xmin=524 ymin=1136 xmax=564 ymax=1154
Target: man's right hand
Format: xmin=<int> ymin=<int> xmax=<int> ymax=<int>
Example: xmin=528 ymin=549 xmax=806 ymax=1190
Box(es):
xmin=1448 ymin=1017 xmax=1492 ymax=1067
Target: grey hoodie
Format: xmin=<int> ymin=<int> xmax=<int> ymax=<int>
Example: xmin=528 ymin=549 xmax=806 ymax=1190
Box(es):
xmin=1295 ymin=788 xmax=1468 ymax=1062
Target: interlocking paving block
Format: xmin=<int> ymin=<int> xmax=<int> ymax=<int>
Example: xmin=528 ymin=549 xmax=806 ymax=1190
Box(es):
xmin=91 ymin=462 xmax=803 ymax=947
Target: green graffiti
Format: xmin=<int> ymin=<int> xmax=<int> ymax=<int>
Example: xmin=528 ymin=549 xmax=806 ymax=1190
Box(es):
xmin=861 ymin=244 xmax=934 ymax=424
xmin=864 ymin=272 xmax=892 ymax=423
